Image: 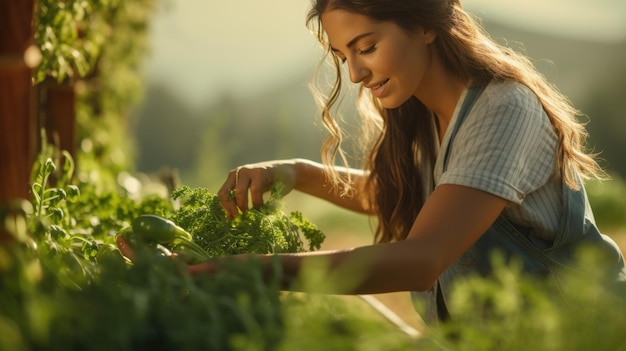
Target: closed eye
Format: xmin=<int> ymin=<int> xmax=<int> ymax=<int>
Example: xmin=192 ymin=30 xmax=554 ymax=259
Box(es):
xmin=358 ymin=44 xmax=376 ymax=55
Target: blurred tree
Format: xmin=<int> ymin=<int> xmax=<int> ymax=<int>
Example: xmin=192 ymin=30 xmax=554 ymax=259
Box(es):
xmin=188 ymin=104 xmax=237 ymax=189
xmin=586 ymin=175 xmax=626 ymax=232
xmin=133 ymin=75 xmax=328 ymax=186
xmin=132 ymin=83 xmax=206 ymax=173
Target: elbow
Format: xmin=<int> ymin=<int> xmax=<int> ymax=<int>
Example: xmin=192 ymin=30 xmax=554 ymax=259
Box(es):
xmin=412 ymin=265 xmax=441 ymax=292
xmin=374 ymin=239 xmax=454 ymax=293
xmin=407 ymin=251 xmax=449 ymax=292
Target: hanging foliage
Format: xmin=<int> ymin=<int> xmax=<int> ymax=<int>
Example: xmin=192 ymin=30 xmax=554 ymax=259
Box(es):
xmin=34 ymin=0 xmax=156 ymax=180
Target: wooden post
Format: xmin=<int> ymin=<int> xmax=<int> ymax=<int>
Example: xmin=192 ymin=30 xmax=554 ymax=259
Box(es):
xmin=40 ymin=78 xmax=77 ymax=168
xmin=0 ymin=0 xmax=39 ymax=242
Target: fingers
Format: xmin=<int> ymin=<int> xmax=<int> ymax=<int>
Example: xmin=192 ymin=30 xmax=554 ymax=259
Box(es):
xmin=250 ymin=184 xmax=264 ymax=208
xmin=116 ymin=235 xmax=135 ymax=261
xmin=217 ymin=168 xmax=241 ymax=220
xmin=217 ymin=166 xmax=267 ymax=220
xmin=233 ymin=168 xmax=251 ymax=213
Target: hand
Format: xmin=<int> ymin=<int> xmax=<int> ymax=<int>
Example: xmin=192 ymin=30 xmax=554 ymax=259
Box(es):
xmin=217 ymin=160 xmax=296 ymax=220
xmin=116 ymin=235 xmax=217 ymax=275
xmin=116 ymin=234 xmax=136 ymax=261
xmin=188 ymin=253 xmax=260 ymax=276
xmin=116 ymin=235 xmax=175 ymax=260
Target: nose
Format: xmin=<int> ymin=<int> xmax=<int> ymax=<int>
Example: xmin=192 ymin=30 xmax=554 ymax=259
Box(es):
xmin=347 ymin=59 xmax=369 ymax=84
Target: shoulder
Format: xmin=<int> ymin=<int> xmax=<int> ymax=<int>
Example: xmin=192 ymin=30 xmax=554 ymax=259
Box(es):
xmin=465 ymin=80 xmax=550 ymax=132
xmin=478 ymin=80 xmax=542 ymax=112
xmin=440 ymin=80 xmax=558 ymax=203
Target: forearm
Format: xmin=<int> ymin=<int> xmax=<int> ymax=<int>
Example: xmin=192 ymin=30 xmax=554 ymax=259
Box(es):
xmin=290 ymin=158 xmax=372 ymax=214
xmin=263 ymin=240 xmax=438 ymax=294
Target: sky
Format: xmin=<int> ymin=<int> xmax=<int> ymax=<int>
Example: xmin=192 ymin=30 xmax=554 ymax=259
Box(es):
xmin=143 ymin=0 xmax=626 ymax=107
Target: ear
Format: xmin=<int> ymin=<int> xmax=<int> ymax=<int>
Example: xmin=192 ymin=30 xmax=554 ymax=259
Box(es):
xmin=423 ymin=29 xmax=437 ymax=45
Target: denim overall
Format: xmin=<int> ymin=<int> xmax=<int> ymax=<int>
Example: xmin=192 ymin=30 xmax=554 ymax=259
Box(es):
xmin=412 ymin=87 xmax=626 ymax=324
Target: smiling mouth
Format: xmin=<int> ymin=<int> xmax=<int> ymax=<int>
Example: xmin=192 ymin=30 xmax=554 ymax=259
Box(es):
xmin=373 ymin=79 xmax=389 ymax=90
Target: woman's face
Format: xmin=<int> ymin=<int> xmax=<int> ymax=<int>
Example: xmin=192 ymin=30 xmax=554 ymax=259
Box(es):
xmin=321 ymin=9 xmax=436 ymax=109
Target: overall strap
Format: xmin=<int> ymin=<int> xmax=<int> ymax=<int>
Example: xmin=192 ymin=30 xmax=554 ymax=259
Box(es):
xmin=432 ymin=85 xmax=486 ymax=323
xmin=442 ymin=86 xmax=486 ymax=172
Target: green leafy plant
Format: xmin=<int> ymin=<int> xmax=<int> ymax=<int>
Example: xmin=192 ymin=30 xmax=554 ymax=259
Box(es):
xmin=425 ymin=252 xmax=626 ymax=351
xmin=6 ymin=143 xmax=626 ymax=350
xmin=171 ymin=184 xmax=325 ymax=257
xmin=1 ymin=147 xmax=329 ymax=350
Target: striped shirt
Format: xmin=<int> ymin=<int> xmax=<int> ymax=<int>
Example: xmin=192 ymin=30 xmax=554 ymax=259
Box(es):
xmin=433 ymin=81 xmax=562 ymax=240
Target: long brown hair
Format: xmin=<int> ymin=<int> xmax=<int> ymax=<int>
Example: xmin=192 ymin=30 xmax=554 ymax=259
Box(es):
xmin=306 ymin=0 xmax=604 ymax=243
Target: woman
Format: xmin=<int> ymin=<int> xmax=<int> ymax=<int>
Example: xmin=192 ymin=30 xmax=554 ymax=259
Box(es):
xmin=121 ymin=0 xmax=625 ymax=322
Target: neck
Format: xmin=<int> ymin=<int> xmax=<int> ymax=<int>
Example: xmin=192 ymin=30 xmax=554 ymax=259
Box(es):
xmin=413 ymin=52 xmax=467 ymax=142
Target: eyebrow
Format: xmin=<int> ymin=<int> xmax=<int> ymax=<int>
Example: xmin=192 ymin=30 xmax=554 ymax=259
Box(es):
xmin=330 ymin=32 xmax=375 ymax=52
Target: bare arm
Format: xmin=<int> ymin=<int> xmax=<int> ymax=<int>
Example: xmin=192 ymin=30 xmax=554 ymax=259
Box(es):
xmin=191 ymin=184 xmax=508 ymax=294
xmin=217 ymin=158 xmax=372 ymax=219
xmin=292 ymin=159 xmax=371 ymax=213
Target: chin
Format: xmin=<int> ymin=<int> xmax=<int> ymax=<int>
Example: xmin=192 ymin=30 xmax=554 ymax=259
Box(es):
xmin=378 ymin=96 xmax=411 ymax=110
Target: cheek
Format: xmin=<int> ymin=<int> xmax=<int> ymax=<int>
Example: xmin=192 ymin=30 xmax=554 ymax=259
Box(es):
xmin=397 ymin=45 xmax=430 ymax=80
xmin=379 ymin=46 xmax=409 ymax=74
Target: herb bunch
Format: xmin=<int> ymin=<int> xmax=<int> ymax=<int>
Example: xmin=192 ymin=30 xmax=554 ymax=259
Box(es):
xmin=171 ymin=184 xmax=325 ymax=257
